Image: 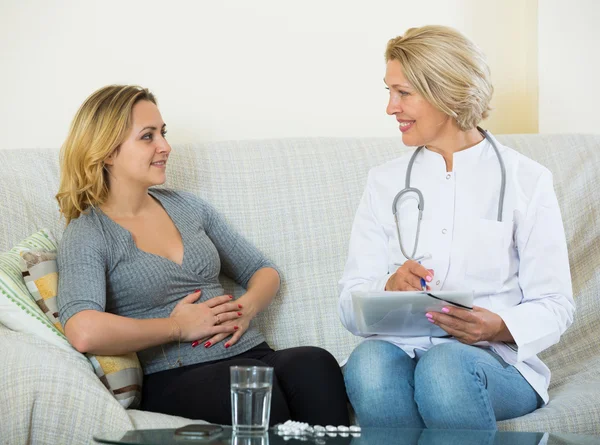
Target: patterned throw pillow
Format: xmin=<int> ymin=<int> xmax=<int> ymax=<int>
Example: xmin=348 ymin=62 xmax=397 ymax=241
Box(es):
xmin=22 ymin=249 xmax=143 ymax=408
xmin=0 ymin=229 xmax=72 ymax=352
xmin=0 ymin=229 xmax=143 ymax=409
xmin=21 ymin=250 xmax=62 ymax=331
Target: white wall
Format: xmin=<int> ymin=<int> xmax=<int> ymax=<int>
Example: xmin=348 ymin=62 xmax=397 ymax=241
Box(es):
xmin=0 ymin=0 xmax=538 ymax=150
xmin=538 ymin=0 xmax=600 ymax=134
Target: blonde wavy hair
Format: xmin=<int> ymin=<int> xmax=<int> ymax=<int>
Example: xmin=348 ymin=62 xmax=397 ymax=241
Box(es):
xmin=385 ymin=25 xmax=493 ymax=131
xmin=56 ymin=85 xmax=157 ymax=224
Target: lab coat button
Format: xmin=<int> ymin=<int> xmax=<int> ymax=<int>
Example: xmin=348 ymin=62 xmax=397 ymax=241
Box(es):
xmin=442 ymin=228 xmax=447 ymax=234
xmin=446 ymin=174 xmax=451 ymax=180
xmin=436 ymin=280 xmax=440 ymax=285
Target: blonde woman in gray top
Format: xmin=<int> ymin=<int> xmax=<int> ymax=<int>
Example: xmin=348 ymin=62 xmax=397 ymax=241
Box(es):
xmin=56 ymin=85 xmax=349 ymax=425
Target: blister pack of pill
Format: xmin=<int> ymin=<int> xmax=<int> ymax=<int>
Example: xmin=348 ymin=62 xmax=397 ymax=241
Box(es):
xmin=274 ymin=420 xmax=361 ymax=441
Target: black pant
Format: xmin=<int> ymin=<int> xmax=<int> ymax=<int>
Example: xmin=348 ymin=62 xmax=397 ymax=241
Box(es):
xmin=141 ymin=342 xmax=349 ymax=426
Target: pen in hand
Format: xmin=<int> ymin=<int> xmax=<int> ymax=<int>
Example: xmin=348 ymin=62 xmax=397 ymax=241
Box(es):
xmin=419 ymin=260 xmax=427 ymax=291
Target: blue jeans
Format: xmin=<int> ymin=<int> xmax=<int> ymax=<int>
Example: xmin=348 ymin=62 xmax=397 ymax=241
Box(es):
xmin=343 ymin=340 xmax=542 ymax=430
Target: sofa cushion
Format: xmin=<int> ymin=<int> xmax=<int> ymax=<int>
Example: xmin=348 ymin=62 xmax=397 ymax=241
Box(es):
xmin=0 ymin=323 xmax=133 ymax=444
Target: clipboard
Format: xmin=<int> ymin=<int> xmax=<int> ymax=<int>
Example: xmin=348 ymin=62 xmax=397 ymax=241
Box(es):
xmin=351 ymin=290 xmax=474 ymax=337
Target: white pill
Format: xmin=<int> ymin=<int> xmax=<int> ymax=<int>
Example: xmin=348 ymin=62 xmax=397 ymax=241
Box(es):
xmin=350 ymin=426 xmax=362 ymax=432
xmin=326 ymin=432 xmax=337 ymax=437
xmin=314 ymin=425 xmax=325 ymax=432
xmin=337 ymin=425 xmax=349 ymax=432
xmin=306 ymin=427 xmax=314 ymax=434
xmin=351 ymin=432 xmax=361 ymax=437
xmin=340 ymin=433 xmax=349 ymax=437
xmin=325 ymin=425 xmax=337 ymax=432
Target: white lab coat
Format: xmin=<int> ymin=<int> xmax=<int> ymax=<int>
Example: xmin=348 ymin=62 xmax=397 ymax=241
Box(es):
xmin=338 ymin=133 xmax=574 ymax=403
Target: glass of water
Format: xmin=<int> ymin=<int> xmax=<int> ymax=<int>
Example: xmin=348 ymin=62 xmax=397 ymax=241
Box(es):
xmin=232 ymin=432 xmax=269 ymax=445
xmin=230 ymin=366 xmax=273 ymax=434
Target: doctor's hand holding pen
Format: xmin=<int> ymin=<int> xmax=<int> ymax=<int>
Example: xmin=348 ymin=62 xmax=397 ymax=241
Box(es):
xmin=385 ymin=260 xmax=434 ymax=291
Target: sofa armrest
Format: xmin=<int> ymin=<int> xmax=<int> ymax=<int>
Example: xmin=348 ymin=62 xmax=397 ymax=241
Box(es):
xmin=498 ymin=358 xmax=600 ymax=435
xmin=127 ymin=410 xmax=205 ymax=429
xmin=0 ymin=325 xmax=133 ymax=444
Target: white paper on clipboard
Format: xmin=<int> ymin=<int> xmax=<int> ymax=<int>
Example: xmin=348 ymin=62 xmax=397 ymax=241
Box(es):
xmin=351 ymin=290 xmax=474 ymax=337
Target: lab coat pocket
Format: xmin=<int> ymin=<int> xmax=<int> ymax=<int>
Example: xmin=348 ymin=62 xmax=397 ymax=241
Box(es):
xmin=465 ymin=219 xmax=510 ymax=291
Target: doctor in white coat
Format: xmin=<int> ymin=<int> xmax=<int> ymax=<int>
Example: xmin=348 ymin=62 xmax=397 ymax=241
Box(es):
xmin=339 ymin=25 xmax=574 ymax=430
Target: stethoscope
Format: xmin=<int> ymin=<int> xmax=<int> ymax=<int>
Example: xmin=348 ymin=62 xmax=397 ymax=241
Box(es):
xmin=392 ymin=127 xmax=506 ymax=261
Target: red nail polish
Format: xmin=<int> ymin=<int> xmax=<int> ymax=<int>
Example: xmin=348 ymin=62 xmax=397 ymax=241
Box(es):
xmin=238 ymin=312 xmax=242 ymax=316
xmin=191 ymin=341 xmax=199 ymax=348
xmin=238 ymin=304 xmax=243 ymax=309
xmin=195 ymin=289 xmax=201 ymax=293
xmin=225 ymin=343 xmax=230 ymax=348
xmin=204 ymin=341 xmax=211 ymax=348
xmin=234 ymin=326 xmax=239 ymax=330
xmin=229 ymin=295 xmax=234 ymax=299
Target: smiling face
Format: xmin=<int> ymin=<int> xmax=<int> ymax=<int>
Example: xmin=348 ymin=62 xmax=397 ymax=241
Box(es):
xmin=384 ymin=59 xmax=454 ymax=147
xmin=104 ymin=100 xmax=171 ymax=189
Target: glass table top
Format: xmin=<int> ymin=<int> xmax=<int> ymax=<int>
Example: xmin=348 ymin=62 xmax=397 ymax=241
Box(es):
xmin=93 ymin=426 xmax=600 ymax=445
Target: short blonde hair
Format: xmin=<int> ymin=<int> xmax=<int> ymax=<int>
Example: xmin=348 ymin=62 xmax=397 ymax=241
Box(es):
xmin=385 ymin=25 xmax=493 ymax=131
xmin=56 ymin=85 xmax=157 ymax=224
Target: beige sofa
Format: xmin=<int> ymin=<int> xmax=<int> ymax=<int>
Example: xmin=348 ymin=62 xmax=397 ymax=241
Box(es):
xmin=0 ymin=134 xmax=599 ymax=444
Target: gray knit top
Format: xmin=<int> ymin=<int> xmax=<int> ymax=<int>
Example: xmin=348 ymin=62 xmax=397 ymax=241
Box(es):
xmin=57 ymin=188 xmax=275 ymax=374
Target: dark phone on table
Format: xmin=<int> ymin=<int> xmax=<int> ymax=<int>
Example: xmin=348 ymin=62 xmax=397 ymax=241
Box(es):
xmin=174 ymin=424 xmax=224 ymax=438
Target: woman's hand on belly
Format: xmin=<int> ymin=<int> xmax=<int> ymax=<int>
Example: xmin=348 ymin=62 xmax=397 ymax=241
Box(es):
xmin=426 ymin=305 xmax=515 ymax=344
xmin=197 ymin=268 xmax=279 ymax=349
xmin=170 ymin=291 xmax=242 ymax=342
xmin=202 ymin=293 xmax=257 ymax=349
